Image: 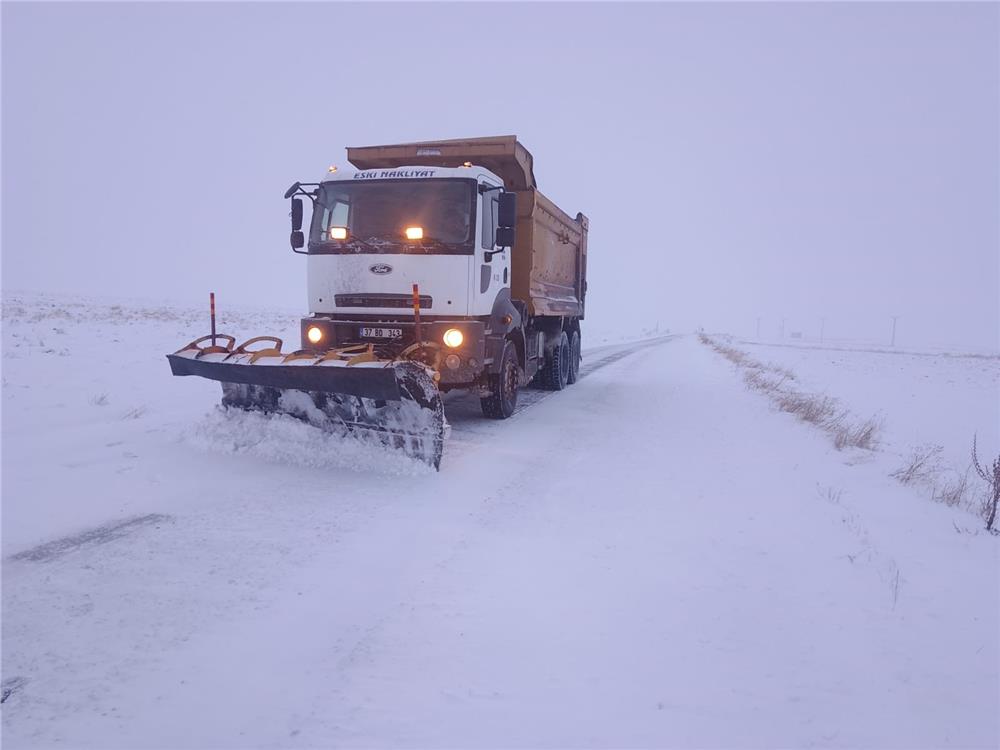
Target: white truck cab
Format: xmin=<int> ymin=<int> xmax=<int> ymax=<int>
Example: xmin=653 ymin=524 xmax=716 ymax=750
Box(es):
xmin=305 ymin=165 xmax=508 ymax=319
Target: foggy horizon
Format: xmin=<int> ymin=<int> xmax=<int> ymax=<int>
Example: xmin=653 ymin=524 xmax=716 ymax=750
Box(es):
xmin=3 ymin=2 xmax=998 ymax=351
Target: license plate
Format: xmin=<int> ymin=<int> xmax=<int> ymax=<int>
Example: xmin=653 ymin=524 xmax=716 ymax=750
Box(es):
xmin=360 ymin=326 xmax=403 ymax=339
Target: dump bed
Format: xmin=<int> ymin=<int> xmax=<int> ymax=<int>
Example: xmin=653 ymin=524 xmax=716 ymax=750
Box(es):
xmin=510 ymin=188 xmax=588 ymax=317
xmin=348 ymin=136 xmax=588 ymax=317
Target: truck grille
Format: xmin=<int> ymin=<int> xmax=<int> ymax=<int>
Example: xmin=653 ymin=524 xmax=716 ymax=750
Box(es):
xmin=335 ymin=293 xmax=432 ymax=309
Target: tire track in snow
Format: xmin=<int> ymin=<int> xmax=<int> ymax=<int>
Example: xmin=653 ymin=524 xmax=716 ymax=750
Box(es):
xmin=8 ymin=514 xmax=172 ymax=564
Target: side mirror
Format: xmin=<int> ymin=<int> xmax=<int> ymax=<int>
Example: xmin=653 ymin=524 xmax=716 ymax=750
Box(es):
xmin=291 ymin=198 xmax=303 ymax=231
xmin=290 ymin=230 xmax=305 ymax=250
xmin=495 ymin=226 xmax=515 ymax=249
xmin=498 ymin=192 xmax=517 ymax=228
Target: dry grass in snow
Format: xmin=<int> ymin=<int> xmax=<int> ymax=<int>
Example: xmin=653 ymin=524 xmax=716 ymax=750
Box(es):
xmin=890 ymin=445 xmax=975 ymax=514
xmin=701 ymin=334 xmax=882 ymax=451
xmin=701 ymin=334 xmax=997 ymax=529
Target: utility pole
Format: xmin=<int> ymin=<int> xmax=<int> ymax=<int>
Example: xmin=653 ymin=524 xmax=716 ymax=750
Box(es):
xmin=890 ymin=316 xmax=899 ymax=347
xmin=820 ymin=317 xmax=826 ymax=344
xmin=755 ymin=317 xmax=761 ymax=339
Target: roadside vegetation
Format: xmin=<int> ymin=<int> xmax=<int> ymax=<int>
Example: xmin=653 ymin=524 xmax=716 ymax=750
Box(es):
xmin=972 ymin=437 xmax=1000 ymax=532
xmin=700 ymin=333 xmax=998 ymax=531
xmin=700 ymin=333 xmax=882 ymax=450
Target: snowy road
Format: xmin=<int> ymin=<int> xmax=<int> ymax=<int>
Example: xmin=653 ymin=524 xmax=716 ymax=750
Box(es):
xmin=2 ymin=304 xmax=997 ymax=748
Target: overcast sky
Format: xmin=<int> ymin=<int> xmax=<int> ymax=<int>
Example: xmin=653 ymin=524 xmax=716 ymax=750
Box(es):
xmin=3 ymin=2 xmax=997 ymax=349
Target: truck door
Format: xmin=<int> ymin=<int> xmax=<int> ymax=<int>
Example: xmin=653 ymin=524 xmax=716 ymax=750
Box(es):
xmin=474 ymin=180 xmax=509 ymax=315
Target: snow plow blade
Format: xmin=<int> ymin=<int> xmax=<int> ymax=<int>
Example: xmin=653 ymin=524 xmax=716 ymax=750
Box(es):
xmin=167 ymin=336 xmax=445 ymax=469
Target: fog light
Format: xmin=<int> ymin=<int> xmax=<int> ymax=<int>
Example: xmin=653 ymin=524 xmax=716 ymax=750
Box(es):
xmin=444 ymin=354 xmax=461 ymax=370
xmin=443 ymin=328 xmax=464 ymax=348
xmin=307 ymin=326 xmax=323 ymax=344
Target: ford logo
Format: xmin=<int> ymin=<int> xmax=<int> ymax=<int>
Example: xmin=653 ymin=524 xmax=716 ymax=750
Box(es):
xmin=369 ymin=263 xmax=393 ymax=275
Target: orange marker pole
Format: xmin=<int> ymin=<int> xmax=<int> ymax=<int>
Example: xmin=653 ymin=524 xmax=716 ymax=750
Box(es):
xmin=210 ymin=292 xmax=217 ymax=347
xmin=412 ymin=283 xmax=422 ymax=344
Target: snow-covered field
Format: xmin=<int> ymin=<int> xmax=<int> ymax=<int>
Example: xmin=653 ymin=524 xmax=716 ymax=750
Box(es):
xmin=737 ymin=339 xmax=999 ymax=502
xmin=2 ymin=295 xmax=998 ymax=748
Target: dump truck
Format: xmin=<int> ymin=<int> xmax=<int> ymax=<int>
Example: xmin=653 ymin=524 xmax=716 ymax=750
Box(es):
xmin=167 ymin=135 xmax=589 ymax=469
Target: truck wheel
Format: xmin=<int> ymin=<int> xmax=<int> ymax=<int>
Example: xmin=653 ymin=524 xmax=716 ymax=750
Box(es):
xmin=481 ymin=340 xmax=519 ymax=419
xmin=567 ymin=330 xmax=581 ymax=384
xmin=541 ymin=331 xmax=570 ymax=391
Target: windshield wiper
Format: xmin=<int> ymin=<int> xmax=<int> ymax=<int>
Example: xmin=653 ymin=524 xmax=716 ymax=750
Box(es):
xmin=345 ymin=236 xmax=389 ymax=252
xmin=316 ymin=235 xmax=464 ymax=252
xmin=410 ymin=237 xmax=464 ymax=251
xmin=318 ymin=235 xmax=388 ymax=252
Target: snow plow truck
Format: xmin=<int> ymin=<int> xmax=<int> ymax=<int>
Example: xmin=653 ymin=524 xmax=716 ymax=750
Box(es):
xmin=167 ymin=135 xmax=589 ymax=469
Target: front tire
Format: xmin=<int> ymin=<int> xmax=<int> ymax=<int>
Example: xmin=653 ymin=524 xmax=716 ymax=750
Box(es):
xmin=481 ymin=340 xmax=519 ymax=419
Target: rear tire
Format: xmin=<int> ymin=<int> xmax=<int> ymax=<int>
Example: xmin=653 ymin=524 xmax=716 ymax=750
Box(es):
xmin=540 ymin=331 xmax=570 ymax=391
xmin=481 ymin=340 xmax=519 ymax=419
xmin=567 ymin=330 xmax=581 ymax=384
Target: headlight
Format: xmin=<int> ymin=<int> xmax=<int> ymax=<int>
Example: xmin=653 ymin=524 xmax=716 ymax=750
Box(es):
xmin=307 ymin=326 xmax=323 ymax=344
xmin=329 ymin=226 xmax=348 ymax=240
xmin=404 ymin=226 xmax=424 ymax=241
xmin=443 ymin=328 xmax=464 ymax=348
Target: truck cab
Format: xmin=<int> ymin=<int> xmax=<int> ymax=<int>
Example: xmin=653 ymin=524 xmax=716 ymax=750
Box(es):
xmin=306 ymin=165 xmax=509 ymax=320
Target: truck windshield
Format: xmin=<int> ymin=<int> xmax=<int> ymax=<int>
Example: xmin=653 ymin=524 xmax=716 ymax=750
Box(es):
xmin=309 ymin=178 xmax=476 ymax=254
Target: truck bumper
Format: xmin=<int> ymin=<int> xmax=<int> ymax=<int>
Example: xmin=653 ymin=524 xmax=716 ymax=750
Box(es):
xmin=299 ymin=317 xmax=487 ymax=388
